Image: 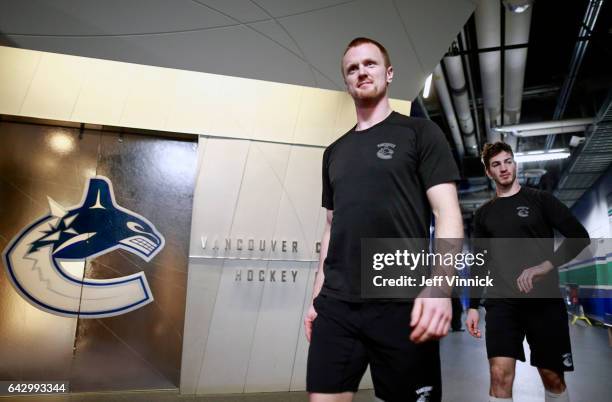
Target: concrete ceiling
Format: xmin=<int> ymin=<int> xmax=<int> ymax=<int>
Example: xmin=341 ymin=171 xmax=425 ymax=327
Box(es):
xmin=0 ymin=0 xmax=477 ymax=100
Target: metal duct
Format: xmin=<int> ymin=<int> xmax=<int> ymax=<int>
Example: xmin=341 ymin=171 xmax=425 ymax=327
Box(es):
xmin=554 ymin=89 xmax=612 ymax=207
xmin=458 ymin=184 xmax=489 ymax=194
xmin=433 ymin=64 xmax=465 ymax=159
xmin=523 ymin=168 xmax=547 ymax=179
xmin=475 ymin=0 xmax=502 ymax=143
xmin=545 ymin=0 xmax=604 ymax=151
xmin=460 ymin=27 xmax=483 ymax=149
xmin=512 ymin=126 xmax=589 ymax=137
xmin=443 ymin=55 xmax=478 ymax=156
xmin=503 ymin=1 xmax=533 ymax=150
xmin=494 ymin=118 xmax=594 ymax=136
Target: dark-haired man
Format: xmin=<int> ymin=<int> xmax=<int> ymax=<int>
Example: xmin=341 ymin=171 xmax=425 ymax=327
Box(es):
xmin=304 ymin=37 xmax=463 ymax=402
xmin=466 ymin=142 xmax=590 ymax=402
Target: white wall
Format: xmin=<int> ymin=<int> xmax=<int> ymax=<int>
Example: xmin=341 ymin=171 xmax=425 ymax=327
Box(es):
xmin=0 ymin=45 xmax=411 ymax=394
xmin=181 ymin=137 xmax=377 ymax=394
xmin=0 ymin=45 xmax=409 ymax=146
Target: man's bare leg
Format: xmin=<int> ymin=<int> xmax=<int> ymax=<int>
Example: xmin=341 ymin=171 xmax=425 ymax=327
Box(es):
xmin=309 ymin=392 xmax=354 ymax=402
xmin=538 ymin=368 xmax=569 ymax=401
xmin=489 ymin=357 xmax=516 ymax=400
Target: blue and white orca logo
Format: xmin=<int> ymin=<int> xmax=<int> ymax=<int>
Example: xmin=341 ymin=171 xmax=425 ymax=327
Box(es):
xmin=2 ymin=176 xmax=164 ymax=318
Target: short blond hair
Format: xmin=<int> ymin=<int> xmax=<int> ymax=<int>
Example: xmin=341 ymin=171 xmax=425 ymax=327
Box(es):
xmin=341 ymin=37 xmax=391 ymax=77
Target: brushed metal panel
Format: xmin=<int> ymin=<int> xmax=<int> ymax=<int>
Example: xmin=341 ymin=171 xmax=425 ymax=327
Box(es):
xmin=289 ymin=261 xmax=317 ymax=391
xmin=179 ymin=258 xmax=224 ymax=394
xmin=230 ymin=141 xmax=291 ymax=259
xmin=189 ymin=137 xmax=251 ymax=257
xmin=270 ymin=146 xmax=323 ymax=261
xmin=244 ymin=260 xmax=311 ymax=392
xmin=197 ymin=259 xmax=268 ymax=393
xmin=0 ymin=121 xmax=98 ymax=381
xmin=70 ymin=131 xmax=197 ymax=391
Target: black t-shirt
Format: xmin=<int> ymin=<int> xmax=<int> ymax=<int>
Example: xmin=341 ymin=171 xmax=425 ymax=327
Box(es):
xmin=320 ymin=111 xmax=460 ymax=301
xmin=470 ymin=187 xmax=590 ymax=306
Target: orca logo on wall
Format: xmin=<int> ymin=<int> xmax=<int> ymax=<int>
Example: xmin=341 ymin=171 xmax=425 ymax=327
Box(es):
xmin=2 ymin=176 xmax=165 ymax=318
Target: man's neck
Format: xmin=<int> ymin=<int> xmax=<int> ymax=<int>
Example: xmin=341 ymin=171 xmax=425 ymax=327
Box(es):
xmin=496 ymin=181 xmax=521 ymax=198
xmin=354 ymin=97 xmax=393 ymax=131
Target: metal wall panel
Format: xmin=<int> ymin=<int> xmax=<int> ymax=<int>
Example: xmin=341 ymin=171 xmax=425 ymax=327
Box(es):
xmin=0 ymin=121 xmax=196 ymax=391
xmin=0 ymin=123 xmax=97 ymax=381
xmin=182 ymin=136 xmax=374 ymax=394
xmin=244 ymin=260 xmax=311 ymax=392
xmin=179 ymin=258 xmax=224 ymax=394
xmin=289 ymin=261 xmax=318 ymax=391
xmin=187 ymin=137 xmax=251 ymax=257
xmin=197 ymin=259 xmax=268 ymax=393
xmin=70 ymin=131 xmax=197 ymax=391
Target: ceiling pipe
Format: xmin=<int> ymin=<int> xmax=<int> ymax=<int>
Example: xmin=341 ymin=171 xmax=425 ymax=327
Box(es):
xmin=433 ymin=64 xmax=465 ymax=159
xmin=459 ymin=194 xmax=496 ymax=207
xmin=503 ymin=0 xmax=533 ymax=151
xmin=544 ymin=0 xmax=604 ymax=151
xmin=458 ymin=184 xmax=489 ymax=194
xmin=415 ymin=95 xmax=431 ymax=120
xmin=459 ymin=27 xmax=483 ymax=150
xmin=475 ymin=0 xmax=502 ymax=144
xmin=443 ymin=55 xmax=478 ymax=156
xmin=511 ymin=126 xmax=589 ymax=137
xmin=493 ymin=117 xmax=595 ymax=136
xmin=522 ymin=168 xmax=547 ymax=178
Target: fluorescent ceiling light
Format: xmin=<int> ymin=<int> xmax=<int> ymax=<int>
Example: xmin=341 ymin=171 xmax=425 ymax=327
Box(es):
xmin=503 ymin=0 xmax=533 ymax=13
xmin=423 ymin=74 xmax=432 ymax=98
xmin=515 ymin=149 xmax=570 ymax=163
xmin=508 ymin=4 xmax=530 ymax=13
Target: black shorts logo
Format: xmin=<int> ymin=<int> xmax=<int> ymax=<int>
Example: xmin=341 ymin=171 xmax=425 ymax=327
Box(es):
xmin=377 ymin=143 xmax=396 ymax=160
xmin=562 ymin=353 xmax=573 ymax=368
xmin=416 ymin=385 xmax=433 ymax=401
xmin=516 ymin=206 xmax=530 ymax=218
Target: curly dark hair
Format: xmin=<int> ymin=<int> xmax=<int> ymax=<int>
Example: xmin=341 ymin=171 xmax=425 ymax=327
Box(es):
xmin=481 ymin=142 xmax=514 ymax=169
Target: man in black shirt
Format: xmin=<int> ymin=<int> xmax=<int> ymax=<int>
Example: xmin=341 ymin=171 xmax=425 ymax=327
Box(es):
xmin=466 ymin=142 xmax=590 ymax=402
xmin=304 ymin=37 xmax=463 ymax=402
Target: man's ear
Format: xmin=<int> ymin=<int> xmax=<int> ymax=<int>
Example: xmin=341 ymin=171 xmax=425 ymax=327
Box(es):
xmin=484 ymin=167 xmax=492 ymax=179
xmin=386 ymin=65 xmax=394 ymax=84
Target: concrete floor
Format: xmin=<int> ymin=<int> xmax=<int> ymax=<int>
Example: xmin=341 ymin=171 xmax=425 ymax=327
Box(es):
xmin=4 ymin=318 xmax=611 ymax=402
xmin=440 ymin=319 xmax=612 ymax=402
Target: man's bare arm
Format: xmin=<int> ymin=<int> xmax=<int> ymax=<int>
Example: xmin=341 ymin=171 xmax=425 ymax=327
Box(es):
xmin=410 ymin=182 xmax=463 ymax=343
xmin=311 ymin=209 xmax=333 ymax=299
xmin=304 ymin=209 xmax=333 ymax=342
xmin=428 ymin=182 xmax=463 ymax=239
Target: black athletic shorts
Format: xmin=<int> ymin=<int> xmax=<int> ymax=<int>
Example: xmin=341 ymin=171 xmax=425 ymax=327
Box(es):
xmin=306 ymin=294 xmax=441 ymax=402
xmin=484 ymin=298 xmax=574 ymax=372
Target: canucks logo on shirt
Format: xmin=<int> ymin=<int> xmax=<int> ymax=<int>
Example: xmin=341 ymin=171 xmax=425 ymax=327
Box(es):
xmin=562 ymin=353 xmax=573 ymax=368
xmin=377 ymin=142 xmax=396 ymax=159
xmin=517 ymin=206 xmax=530 ymax=218
xmin=416 ymin=385 xmax=433 ymax=401
xmin=2 ymin=176 xmax=165 ymax=318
